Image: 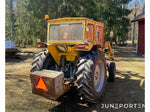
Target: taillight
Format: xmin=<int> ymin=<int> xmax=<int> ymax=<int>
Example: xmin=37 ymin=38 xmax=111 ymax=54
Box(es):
xmin=77 ymin=45 xmax=85 ymax=49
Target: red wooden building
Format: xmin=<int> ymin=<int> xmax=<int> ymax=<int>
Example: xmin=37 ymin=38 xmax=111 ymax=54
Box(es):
xmin=132 ymin=12 xmax=145 ymax=55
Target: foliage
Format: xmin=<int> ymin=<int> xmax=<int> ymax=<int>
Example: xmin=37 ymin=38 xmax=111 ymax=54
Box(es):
xmin=5 ymin=0 xmax=132 ymax=46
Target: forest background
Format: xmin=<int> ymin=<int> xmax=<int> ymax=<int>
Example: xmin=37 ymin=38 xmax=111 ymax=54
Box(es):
xmin=5 ymin=0 xmax=145 ymax=47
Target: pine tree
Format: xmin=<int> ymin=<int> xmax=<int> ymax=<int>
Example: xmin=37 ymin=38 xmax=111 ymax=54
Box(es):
xmin=5 ymin=0 xmax=132 ymax=46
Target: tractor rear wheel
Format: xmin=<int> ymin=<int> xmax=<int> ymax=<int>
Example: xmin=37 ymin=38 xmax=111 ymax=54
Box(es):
xmin=76 ymin=51 xmax=106 ymax=103
xmin=30 ymin=49 xmax=55 ymax=72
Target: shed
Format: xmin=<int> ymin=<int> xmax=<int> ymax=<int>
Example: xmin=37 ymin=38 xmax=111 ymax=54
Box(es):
xmin=131 ymin=12 xmax=145 ymax=55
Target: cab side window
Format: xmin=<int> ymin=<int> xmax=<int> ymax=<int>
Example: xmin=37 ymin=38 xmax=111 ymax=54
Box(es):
xmin=87 ymin=24 xmax=94 ymax=41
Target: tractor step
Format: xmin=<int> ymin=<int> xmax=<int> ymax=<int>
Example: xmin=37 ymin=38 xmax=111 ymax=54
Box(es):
xmin=30 ymin=70 xmax=70 ymax=100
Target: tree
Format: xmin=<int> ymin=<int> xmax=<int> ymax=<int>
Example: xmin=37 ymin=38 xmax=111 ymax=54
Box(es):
xmin=98 ymin=0 xmax=131 ymax=43
xmin=5 ymin=0 xmax=132 ymax=46
xmin=5 ymin=0 xmax=15 ymax=40
xmin=10 ymin=0 xmax=13 ymax=40
xmin=128 ymin=0 xmax=145 ymax=46
xmin=13 ymin=0 xmax=31 ymax=46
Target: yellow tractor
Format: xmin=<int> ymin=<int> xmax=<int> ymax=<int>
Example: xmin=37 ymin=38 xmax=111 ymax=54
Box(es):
xmin=30 ymin=17 xmax=116 ymax=103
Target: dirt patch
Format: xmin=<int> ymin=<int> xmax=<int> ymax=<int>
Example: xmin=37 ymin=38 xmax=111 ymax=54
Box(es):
xmin=5 ymin=45 xmax=145 ymax=112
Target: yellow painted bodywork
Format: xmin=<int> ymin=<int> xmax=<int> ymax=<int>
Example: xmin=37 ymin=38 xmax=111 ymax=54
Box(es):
xmin=103 ymin=41 xmax=114 ymax=60
xmin=47 ymin=44 xmax=78 ymax=65
xmin=46 ymin=17 xmax=104 ymax=65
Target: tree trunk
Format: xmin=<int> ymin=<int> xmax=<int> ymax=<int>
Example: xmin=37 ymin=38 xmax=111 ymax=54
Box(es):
xmin=130 ymin=28 xmax=132 ymax=40
xmin=132 ymin=2 xmax=137 ymax=46
xmin=10 ymin=0 xmax=13 ymax=40
xmin=132 ymin=22 xmax=136 ymax=46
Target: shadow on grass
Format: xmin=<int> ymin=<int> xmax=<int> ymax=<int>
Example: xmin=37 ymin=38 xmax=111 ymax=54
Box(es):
xmin=48 ymin=71 xmax=145 ymax=112
xmin=49 ymin=90 xmax=95 ymax=112
xmin=5 ymin=68 xmax=144 ymax=112
xmin=5 ymin=53 xmax=34 ymax=63
xmin=114 ymin=45 xmax=137 ymax=58
xmin=113 ymin=45 xmax=144 ymax=63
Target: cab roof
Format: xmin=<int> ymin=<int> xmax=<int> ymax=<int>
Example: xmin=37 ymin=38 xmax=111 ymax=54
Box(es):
xmin=47 ymin=17 xmax=103 ymax=26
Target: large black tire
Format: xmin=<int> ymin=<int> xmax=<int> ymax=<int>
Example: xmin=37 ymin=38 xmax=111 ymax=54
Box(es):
xmin=30 ymin=49 xmax=55 ymax=72
xmin=108 ymin=62 xmax=116 ymax=81
xmin=76 ymin=51 xmax=106 ymax=103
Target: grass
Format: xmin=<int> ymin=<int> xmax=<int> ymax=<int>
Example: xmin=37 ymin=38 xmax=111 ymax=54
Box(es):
xmin=5 ymin=43 xmax=145 ymax=112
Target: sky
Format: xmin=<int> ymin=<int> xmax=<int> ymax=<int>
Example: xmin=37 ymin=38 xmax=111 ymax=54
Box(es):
xmin=128 ymin=0 xmax=145 ymax=7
